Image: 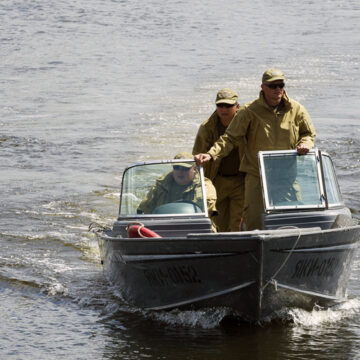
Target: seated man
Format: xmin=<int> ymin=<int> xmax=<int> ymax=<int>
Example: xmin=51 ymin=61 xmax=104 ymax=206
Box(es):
xmin=138 ymin=152 xmax=217 ymax=227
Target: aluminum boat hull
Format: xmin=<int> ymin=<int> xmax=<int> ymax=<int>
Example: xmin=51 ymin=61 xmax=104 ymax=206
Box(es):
xmin=97 ymin=225 xmax=360 ymax=322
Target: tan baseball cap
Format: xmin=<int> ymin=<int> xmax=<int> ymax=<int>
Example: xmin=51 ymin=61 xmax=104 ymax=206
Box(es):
xmin=262 ymin=68 xmax=285 ymax=83
xmin=173 ymin=152 xmax=193 ymax=168
xmin=215 ymin=88 xmax=238 ymax=105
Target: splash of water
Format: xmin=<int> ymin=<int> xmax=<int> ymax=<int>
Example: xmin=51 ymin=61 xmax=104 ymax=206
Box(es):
xmin=287 ymin=299 xmax=360 ymax=327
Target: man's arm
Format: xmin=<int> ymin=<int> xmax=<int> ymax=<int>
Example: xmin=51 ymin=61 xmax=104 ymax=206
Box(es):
xmin=137 ymin=185 xmax=159 ymax=214
xmin=194 ymin=128 xmax=237 ymax=165
xmin=197 ymin=108 xmax=248 ymax=163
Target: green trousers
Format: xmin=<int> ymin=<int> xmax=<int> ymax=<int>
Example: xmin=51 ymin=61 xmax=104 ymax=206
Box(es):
xmin=213 ymin=173 xmax=245 ymax=232
xmin=243 ymin=174 xmax=264 ymax=231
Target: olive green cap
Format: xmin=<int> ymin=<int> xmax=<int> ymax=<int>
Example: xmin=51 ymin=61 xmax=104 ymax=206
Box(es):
xmin=173 ymin=152 xmax=193 ymax=168
xmin=215 ymin=88 xmax=238 ymax=105
xmin=262 ymin=68 xmax=285 ymax=83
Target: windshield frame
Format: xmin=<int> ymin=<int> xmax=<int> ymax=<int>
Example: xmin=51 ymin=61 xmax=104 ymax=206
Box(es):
xmin=258 ymin=149 xmax=328 ymax=213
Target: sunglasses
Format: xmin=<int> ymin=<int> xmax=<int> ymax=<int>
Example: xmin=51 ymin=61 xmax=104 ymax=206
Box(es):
xmin=216 ymin=103 xmax=236 ymax=108
xmin=264 ymin=83 xmax=285 ymax=89
xmin=173 ymin=165 xmax=191 ymax=171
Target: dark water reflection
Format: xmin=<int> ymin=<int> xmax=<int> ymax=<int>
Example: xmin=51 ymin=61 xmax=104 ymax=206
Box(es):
xmin=98 ymin=310 xmax=360 ymax=360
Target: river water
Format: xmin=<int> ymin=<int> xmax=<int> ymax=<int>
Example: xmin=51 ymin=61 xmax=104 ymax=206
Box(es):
xmin=1 ymin=0 xmax=360 ymax=359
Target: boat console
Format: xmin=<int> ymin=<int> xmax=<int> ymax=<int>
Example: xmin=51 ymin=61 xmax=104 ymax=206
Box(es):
xmin=259 ymin=149 xmax=353 ymax=230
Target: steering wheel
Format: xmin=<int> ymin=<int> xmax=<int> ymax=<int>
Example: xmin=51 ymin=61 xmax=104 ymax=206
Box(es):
xmin=152 ymin=200 xmax=203 ymax=214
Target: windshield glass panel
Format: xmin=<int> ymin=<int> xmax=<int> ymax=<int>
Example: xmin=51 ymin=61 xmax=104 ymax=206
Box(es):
xmin=119 ymin=161 xmax=206 ymax=216
xmin=260 ymin=151 xmax=325 ymax=210
xmin=322 ymin=154 xmax=343 ymax=205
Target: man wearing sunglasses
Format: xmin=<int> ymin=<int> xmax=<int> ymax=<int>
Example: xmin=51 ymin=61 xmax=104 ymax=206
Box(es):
xmin=138 ymin=152 xmax=217 ymax=227
xmin=193 ymin=88 xmax=245 ymax=232
xmin=195 ymin=68 xmax=316 ymax=231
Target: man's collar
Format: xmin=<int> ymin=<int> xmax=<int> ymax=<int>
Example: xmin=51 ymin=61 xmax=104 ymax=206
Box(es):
xmin=259 ymin=90 xmax=290 ymax=110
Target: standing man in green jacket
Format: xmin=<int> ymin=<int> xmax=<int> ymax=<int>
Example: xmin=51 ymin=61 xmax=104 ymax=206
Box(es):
xmin=193 ymin=88 xmax=245 ymax=232
xmin=194 ymin=69 xmax=316 ymax=230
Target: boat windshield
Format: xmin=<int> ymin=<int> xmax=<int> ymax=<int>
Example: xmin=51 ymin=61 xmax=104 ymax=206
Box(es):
xmin=321 ymin=154 xmax=343 ymax=206
xmin=258 ymin=149 xmax=342 ymax=212
xmin=119 ymin=160 xmax=207 ymax=217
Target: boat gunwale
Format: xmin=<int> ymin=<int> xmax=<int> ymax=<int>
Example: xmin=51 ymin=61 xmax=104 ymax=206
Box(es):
xmin=97 ymin=224 xmax=360 ymax=242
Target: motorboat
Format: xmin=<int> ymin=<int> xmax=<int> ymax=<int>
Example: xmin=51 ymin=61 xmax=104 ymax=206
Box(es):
xmin=93 ymin=149 xmax=360 ymax=322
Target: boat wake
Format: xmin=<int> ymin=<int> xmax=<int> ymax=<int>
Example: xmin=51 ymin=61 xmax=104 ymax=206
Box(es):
xmin=91 ymin=279 xmax=360 ymax=329
xmin=125 ymin=298 xmax=360 ymax=329
xmin=142 ymin=307 xmax=237 ymax=329
xmin=285 ymin=298 xmax=360 ymax=327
